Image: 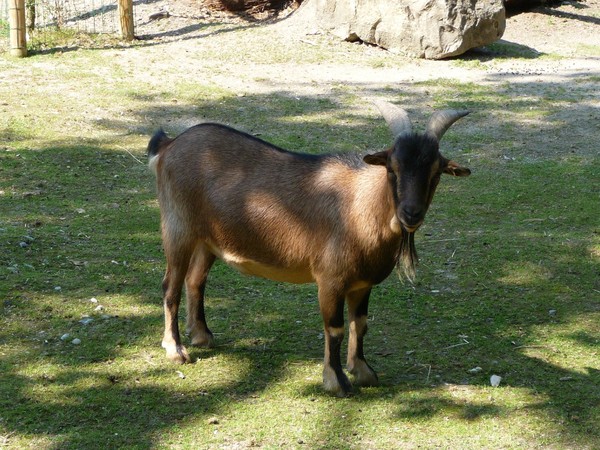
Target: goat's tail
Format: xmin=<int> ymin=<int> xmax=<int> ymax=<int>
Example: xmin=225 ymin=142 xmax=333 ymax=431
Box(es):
xmin=147 ymin=129 xmax=172 ymax=175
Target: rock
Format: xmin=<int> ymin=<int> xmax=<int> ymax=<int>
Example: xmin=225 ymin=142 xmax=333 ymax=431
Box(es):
xmin=490 ymin=374 xmax=502 ymax=387
xmin=295 ymin=0 xmax=506 ymax=59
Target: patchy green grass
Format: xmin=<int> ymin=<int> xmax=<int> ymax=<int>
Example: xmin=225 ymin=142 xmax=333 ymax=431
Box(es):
xmin=26 ymin=29 xmax=123 ymax=54
xmin=1 ymin=17 xmax=599 ymax=450
xmin=576 ymin=43 xmax=600 ymax=57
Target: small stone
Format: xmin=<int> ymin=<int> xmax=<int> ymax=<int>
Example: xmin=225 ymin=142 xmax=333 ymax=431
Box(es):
xmin=71 ymin=338 xmax=81 ymax=345
xmin=468 ymin=366 xmax=483 ymax=373
xmin=490 ymin=375 xmax=502 ymax=387
xmin=149 ymin=11 xmax=170 ymax=21
xmin=89 ymin=297 xmax=98 ymax=304
xmin=549 ymin=309 xmax=557 ymax=316
xmin=94 ymin=305 xmax=104 ymax=311
xmin=60 ymin=333 xmax=71 ymax=341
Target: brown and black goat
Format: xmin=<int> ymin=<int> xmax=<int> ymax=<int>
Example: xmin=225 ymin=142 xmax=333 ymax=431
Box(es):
xmin=147 ymin=101 xmax=471 ymax=396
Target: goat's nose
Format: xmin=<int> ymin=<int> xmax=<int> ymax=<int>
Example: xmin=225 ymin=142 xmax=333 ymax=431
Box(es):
xmin=402 ymin=205 xmax=423 ymax=223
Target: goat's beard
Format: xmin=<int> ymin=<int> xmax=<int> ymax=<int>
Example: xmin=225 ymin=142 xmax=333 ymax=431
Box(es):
xmin=396 ymin=229 xmax=418 ymax=283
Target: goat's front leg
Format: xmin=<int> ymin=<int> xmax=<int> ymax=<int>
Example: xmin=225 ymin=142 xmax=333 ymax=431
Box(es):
xmin=318 ymin=283 xmax=352 ymax=397
xmin=346 ymin=287 xmax=378 ymax=387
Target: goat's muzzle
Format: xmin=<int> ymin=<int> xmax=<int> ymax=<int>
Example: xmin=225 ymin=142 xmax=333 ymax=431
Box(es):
xmin=400 ymin=221 xmax=422 ymax=234
xmin=398 ymin=206 xmax=424 ymax=233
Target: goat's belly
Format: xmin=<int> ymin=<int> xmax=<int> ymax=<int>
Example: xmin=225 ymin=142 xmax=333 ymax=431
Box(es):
xmin=232 ymin=260 xmax=314 ymax=283
xmin=214 ymin=248 xmax=314 ymax=283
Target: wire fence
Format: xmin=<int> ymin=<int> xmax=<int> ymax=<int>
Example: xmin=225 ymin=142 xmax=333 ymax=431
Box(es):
xmin=0 ymin=0 xmax=123 ymax=51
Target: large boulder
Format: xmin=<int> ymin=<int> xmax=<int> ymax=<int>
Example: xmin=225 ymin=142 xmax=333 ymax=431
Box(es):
xmin=295 ymin=0 xmax=506 ymax=59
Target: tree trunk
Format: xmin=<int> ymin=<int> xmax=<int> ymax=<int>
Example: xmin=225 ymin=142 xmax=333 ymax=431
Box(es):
xmin=9 ymin=0 xmax=27 ymax=57
xmin=118 ymin=0 xmax=135 ymax=41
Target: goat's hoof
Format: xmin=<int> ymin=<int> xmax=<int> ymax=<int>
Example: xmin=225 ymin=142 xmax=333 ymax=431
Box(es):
xmin=348 ymin=360 xmax=379 ymax=387
xmin=163 ymin=343 xmax=191 ymax=364
xmin=323 ymin=366 xmax=353 ymax=397
xmin=351 ymin=371 xmax=379 ymax=387
xmin=190 ymin=332 xmax=215 ymax=348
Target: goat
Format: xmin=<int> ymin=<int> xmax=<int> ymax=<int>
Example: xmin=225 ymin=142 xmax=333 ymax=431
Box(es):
xmin=147 ymin=101 xmax=471 ymax=396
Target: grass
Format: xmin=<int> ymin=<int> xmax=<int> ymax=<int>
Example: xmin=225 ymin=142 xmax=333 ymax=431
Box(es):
xmin=1 ymin=15 xmax=599 ymax=450
xmin=576 ymin=43 xmax=600 ymax=57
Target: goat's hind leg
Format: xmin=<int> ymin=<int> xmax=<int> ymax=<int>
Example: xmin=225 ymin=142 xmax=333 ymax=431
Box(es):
xmin=185 ymin=244 xmax=216 ymax=348
xmin=162 ymin=265 xmax=191 ymax=363
xmin=346 ymin=287 xmax=378 ymax=387
xmin=161 ymin=228 xmax=194 ymax=364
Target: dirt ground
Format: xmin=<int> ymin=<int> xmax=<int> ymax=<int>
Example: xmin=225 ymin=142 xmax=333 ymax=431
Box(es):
xmin=130 ymin=0 xmax=600 ymax=80
xmin=114 ymin=0 xmax=600 ymax=163
xmin=116 ymin=0 xmax=600 ymax=129
xmin=8 ymin=0 xmax=599 ymax=89
xmin=2 ymin=0 xmax=598 ymax=159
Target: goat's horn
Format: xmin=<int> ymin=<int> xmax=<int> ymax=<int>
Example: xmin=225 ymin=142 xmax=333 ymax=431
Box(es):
xmin=373 ymin=100 xmax=412 ymax=138
xmin=426 ymin=110 xmax=470 ymax=141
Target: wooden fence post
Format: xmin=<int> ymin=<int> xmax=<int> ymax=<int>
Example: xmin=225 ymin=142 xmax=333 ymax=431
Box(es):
xmin=118 ymin=0 xmax=135 ymax=41
xmin=9 ymin=0 xmax=27 ymax=57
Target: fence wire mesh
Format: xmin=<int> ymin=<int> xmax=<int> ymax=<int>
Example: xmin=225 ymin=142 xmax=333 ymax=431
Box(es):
xmin=1 ymin=0 xmax=125 ymax=51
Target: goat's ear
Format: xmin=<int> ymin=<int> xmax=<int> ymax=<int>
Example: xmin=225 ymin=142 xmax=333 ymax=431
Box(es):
xmin=443 ymin=159 xmax=471 ymax=177
xmin=363 ymin=151 xmax=389 ymax=166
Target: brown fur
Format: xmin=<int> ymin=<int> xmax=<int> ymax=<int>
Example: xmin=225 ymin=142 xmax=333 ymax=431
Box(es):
xmin=149 ymin=106 xmax=470 ymax=396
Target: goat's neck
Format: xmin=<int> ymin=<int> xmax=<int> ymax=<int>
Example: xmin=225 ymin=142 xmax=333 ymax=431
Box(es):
xmin=352 ymin=164 xmax=399 ymax=242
